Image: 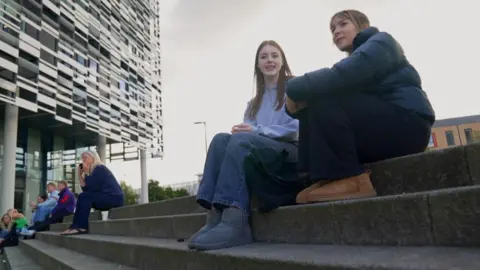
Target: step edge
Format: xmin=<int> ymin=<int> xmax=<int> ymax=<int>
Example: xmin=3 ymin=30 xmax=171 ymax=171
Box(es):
xmin=20 ymin=240 xmax=137 ymax=270
xmin=35 ymin=232 xmax=480 ymax=270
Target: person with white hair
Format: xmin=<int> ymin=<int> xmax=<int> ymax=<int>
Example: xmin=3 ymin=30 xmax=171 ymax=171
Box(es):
xmin=61 ymin=150 xmax=124 ymax=236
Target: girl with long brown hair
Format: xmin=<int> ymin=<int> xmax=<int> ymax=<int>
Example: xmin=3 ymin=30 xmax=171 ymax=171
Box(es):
xmin=286 ymin=10 xmax=435 ymax=203
xmin=0 ymin=214 xmax=12 ymax=239
xmin=188 ymin=40 xmax=302 ymax=251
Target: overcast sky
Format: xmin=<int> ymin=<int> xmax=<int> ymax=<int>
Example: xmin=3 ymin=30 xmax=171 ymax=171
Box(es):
xmin=109 ymin=0 xmax=479 ymax=188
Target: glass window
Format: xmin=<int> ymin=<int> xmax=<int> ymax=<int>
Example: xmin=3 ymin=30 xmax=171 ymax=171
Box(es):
xmin=76 ymin=54 xmax=86 ymax=66
xmin=21 ymin=21 xmax=39 ymax=40
xmin=40 ymin=49 xmax=56 ymax=66
xmin=465 ymin=128 xmax=474 ymax=144
xmin=119 ymin=80 xmax=128 ymax=91
xmin=445 ymin=131 xmax=455 ymax=146
xmin=89 ymin=59 xmax=98 ymax=71
xmin=40 ymin=30 xmax=57 ymax=51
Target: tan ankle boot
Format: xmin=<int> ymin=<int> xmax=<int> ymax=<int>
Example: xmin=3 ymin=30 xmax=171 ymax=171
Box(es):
xmin=307 ymin=172 xmax=377 ymax=202
xmin=296 ymin=182 xmax=323 ymax=204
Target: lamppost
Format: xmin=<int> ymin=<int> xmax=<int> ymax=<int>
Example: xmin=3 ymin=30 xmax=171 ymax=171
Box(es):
xmin=194 ymin=121 xmax=208 ymax=155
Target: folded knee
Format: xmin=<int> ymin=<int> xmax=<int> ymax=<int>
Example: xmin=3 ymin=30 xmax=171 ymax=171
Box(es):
xmin=228 ymin=132 xmax=257 ymax=148
xmin=210 ymin=133 xmax=232 ymax=147
xmin=212 ymin=133 xmax=231 ymax=142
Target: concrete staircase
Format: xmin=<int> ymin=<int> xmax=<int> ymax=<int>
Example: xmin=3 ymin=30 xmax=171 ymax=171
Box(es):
xmin=3 ymin=144 xmax=480 ymax=269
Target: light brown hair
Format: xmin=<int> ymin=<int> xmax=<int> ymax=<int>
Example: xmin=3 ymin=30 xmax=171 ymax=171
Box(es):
xmin=81 ymin=150 xmax=104 ymax=175
xmin=330 ymin=10 xmax=370 ymax=32
xmin=58 ymin=180 xmax=68 ymax=188
xmin=47 ymin=182 xmax=56 ymax=188
xmin=0 ymin=214 xmax=12 ymax=230
xmin=246 ymin=40 xmax=293 ymax=120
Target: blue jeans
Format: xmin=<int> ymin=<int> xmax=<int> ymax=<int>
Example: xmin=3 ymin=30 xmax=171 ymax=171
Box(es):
xmin=0 ymin=229 xmax=8 ymax=238
xmin=32 ymin=205 xmax=54 ymax=223
xmin=196 ymin=132 xmax=298 ymax=213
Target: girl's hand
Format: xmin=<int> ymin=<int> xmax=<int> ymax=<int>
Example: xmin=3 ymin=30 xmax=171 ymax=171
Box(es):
xmin=13 ymin=213 xmax=24 ymax=219
xmin=231 ymin=123 xmax=253 ymax=134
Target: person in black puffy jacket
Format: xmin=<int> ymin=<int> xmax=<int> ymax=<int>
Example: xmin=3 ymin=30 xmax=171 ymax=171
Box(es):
xmin=286 ymin=9 xmax=435 ymax=204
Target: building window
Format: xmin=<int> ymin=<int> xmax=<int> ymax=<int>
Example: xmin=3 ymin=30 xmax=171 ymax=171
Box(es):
xmin=445 ymin=131 xmax=455 ymax=146
xmin=74 ymin=54 xmax=85 ymax=66
xmin=465 ymin=128 xmax=474 ymax=144
xmin=40 ymin=30 xmax=57 ymax=51
xmin=21 ymin=22 xmax=39 ymax=40
xmin=40 ymin=49 xmax=56 ymax=66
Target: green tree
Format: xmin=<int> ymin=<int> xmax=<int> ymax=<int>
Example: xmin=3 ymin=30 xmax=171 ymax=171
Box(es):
xmin=173 ymin=188 xmax=189 ymax=197
xmin=120 ymin=181 xmax=138 ymax=205
xmin=148 ymin=179 xmax=190 ymax=202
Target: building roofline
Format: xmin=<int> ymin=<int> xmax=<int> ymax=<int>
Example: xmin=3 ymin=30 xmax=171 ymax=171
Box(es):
xmin=433 ymin=115 xmax=480 ymax=128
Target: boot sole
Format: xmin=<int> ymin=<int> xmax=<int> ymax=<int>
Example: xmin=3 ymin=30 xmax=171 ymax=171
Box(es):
xmin=192 ymin=237 xmax=253 ymax=251
xmin=307 ymin=190 xmax=377 ymax=202
xmin=187 ymin=225 xmax=219 ymax=249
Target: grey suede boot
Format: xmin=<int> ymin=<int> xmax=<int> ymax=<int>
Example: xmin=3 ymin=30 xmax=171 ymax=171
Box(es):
xmin=190 ymin=207 xmax=252 ymax=251
xmin=187 ymin=209 xmax=222 ymax=249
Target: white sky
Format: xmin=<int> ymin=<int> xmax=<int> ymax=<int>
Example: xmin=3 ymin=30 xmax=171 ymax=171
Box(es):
xmin=109 ymin=0 xmax=480 ymax=188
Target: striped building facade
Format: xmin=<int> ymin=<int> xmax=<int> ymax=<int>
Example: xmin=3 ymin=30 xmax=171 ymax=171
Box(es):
xmin=0 ymin=0 xmax=163 ymax=216
xmin=1 ymin=0 xmax=163 ymax=154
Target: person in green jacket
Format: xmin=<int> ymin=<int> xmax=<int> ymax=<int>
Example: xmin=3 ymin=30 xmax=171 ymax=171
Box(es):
xmin=7 ymin=209 xmax=28 ymax=232
xmin=0 ymin=209 xmax=27 ymax=249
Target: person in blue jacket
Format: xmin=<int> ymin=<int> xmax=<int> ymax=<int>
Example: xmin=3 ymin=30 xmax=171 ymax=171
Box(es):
xmin=22 ymin=180 xmax=76 ymax=236
xmin=61 ymin=150 xmax=124 ymax=235
xmin=188 ymin=40 xmax=301 ymax=251
xmin=31 ymin=182 xmax=59 ymax=223
xmin=286 ymin=10 xmax=435 ymax=204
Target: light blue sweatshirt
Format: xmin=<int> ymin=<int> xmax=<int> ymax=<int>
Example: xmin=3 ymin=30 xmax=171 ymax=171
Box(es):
xmin=38 ymin=190 xmax=59 ymax=208
xmin=243 ymin=86 xmax=299 ymax=142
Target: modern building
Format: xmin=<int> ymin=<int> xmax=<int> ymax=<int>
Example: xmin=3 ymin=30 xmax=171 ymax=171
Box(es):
xmin=428 ymin=115 xmax=480 ymax=149
xmin=0 ymin=0 xmax=163 ymax=219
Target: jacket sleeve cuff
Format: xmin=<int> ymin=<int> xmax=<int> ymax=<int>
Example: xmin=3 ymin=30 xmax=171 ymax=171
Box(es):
xmin=286 ymin=76 xmax=308 ymax=101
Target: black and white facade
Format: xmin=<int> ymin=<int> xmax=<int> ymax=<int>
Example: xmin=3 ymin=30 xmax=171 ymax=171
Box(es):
xmin=0 ymin=0 xmax=163 ymax=215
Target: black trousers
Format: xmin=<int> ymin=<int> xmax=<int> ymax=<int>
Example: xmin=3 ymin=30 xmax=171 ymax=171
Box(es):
xmin=30 ymin=209 xmax=72 ymax=232
xmin=296 ymin=93 xmax=432 ymax=181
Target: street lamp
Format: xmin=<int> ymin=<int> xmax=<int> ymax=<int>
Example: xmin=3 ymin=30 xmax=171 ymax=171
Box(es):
xmin=194 ymin=121 xmax=208 ymax=155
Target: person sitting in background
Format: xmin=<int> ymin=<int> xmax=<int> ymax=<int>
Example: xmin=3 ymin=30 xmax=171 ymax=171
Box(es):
xmin=61 ymin=150 xmax=124 ymax=236
xmin=22 ymin=180 xmax=76 ymax=236
xmin=30 ymin=194 xmax=48 ymax=225
xmin=0 ymin=212 xmax=18 ymax=250
xmin=0 ymin=214 xmax=12 ymax=239
xmin=31 ymin=183 xmax=59 ymax=223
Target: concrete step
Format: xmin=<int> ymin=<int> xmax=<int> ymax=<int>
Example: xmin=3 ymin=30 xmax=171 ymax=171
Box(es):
xmin=368 ymin=144 xmax=479 ymax=195
xmin=3 ymin=246 xmax=44 ymax=270
xmin=18 ymin=240 xmax=137 ymax=270
xmin=63 ymin=211 xmax=101 ymax=223
xmin=59 ymin=144 xmax=480 ymax=224
xmin=62 ymin=196 xmax=202 ymax=224
xmin=35 ymin=232 xmax=480 ymax=270
xmin=51 ymin=185 xmax=480 ymax=246
xmin=107 ymin=195 xmax=203 ymax=219
xmin=63 ymin=143 xmax=480 ymax=223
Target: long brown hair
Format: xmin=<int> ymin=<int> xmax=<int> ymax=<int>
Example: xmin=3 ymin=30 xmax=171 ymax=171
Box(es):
xmin=330 ymin=10 xmax=370 ymax=32
xmin=1 ymin=214 xmax=12 ymax=230
xmin=246 ymin=40 xmax=293 ymax=120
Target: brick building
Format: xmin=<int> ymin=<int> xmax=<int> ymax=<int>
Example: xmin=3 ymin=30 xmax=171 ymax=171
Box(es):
xmin=428 ymin=115 xmax=480 ymax=149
